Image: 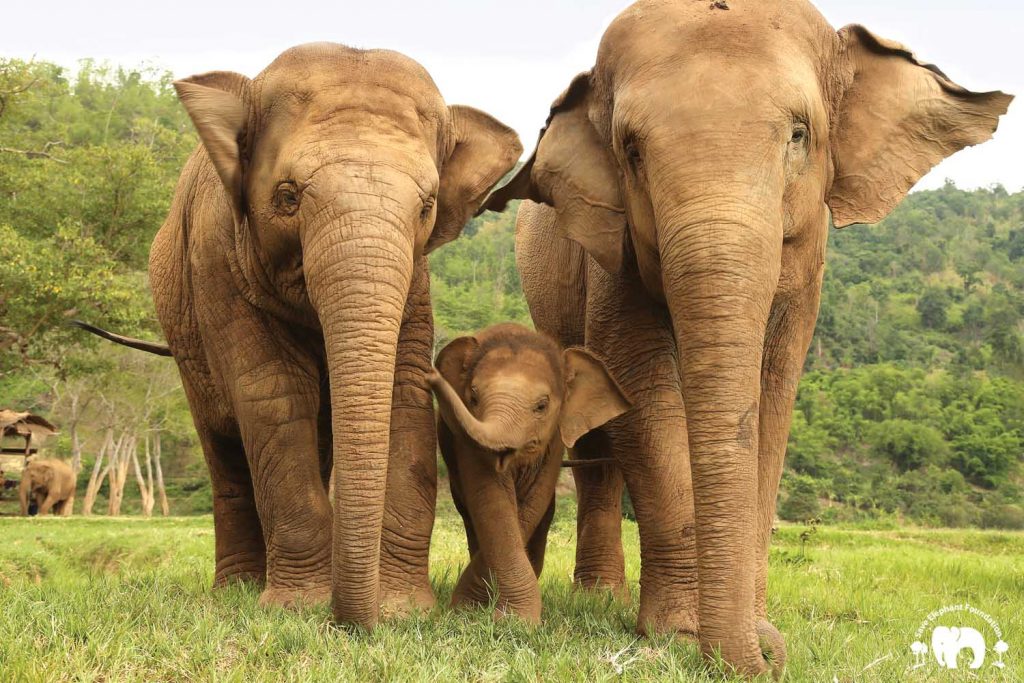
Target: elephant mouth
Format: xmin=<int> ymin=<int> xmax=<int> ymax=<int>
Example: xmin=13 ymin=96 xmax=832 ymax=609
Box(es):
xmin=493 ymin=448 xmax=516 ymax=473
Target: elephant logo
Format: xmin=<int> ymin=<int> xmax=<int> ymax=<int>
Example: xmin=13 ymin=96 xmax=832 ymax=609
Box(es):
xmin=909 ymin=604 xmax=1010 ymax=673
xmin=931 ymin=626 xmax=986 ymax=669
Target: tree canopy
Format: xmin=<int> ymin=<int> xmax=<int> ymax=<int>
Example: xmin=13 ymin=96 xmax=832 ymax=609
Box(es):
xmin=1 ymin=58 xmax=1020 ymax=526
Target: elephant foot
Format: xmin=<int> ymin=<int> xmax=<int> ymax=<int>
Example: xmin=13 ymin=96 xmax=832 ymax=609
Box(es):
xmin=213 ymin=570 xmax=266 ymax=589
xmin=494 ymin=602 xmax=542 ymax=626
xmin=635 ymin=588 xmax=699 ymax=642
xmin=380 ymin=585 xmax=436 ymax=620
xmin=702 ymin=618 xmax=786 ymax=680
xmin=258 ymin=583 xmax=331 ymax=610
xmin=573 ymin=575 xmax=631 ymax=604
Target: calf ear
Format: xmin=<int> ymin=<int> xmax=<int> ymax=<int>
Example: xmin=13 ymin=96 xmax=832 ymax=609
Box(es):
xmin=481 ymin=72 xmax=627 ymax=275
xmin=829 ymin=25 xmax=1013 ymax=227
xmin=434 ymin=336 xmax=480 ymax=396
xmin=174 ymin=71 xmax=252 ymax=222
xmin=428 ymin=106 xmax=522 ymax=254
xmin=559 ymin=348 xmax=632 ymax=448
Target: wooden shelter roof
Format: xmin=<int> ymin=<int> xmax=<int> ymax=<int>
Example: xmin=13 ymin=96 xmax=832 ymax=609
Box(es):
xmin=0 ymin=410 xmax=58 ymax=440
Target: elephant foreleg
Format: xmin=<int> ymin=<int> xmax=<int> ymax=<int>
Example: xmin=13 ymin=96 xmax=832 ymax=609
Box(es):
xmin=38 ymin=491 xmax=59 ymax=515
xmin=61 ymin=494 xmax=74 ymax=517
xmin=211 ymin=318 xmax=331 ymax=609
xmin=586 ymin=260 xmax=698 ymax=637
xmin=379 ymin=259 xmax=437 ymax=616
xmin=755 ymin=277 xmax=823 ymax=617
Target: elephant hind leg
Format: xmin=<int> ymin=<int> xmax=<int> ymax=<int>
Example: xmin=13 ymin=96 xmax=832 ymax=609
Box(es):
xmin=61 ymin=494 xmax=75 ymax=517
xmin=570 ymin=429 xmax=628 ymax=597
xmin=200 ymin=428 xmax=267 ymax=588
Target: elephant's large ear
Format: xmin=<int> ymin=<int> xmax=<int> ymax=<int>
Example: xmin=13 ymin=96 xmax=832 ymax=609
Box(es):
xmin=829 ymin=26 xmax=1013 ymax=227
xmin=481 ymin=72 xmax=627 ymax=275
xmin=559 ymin=348 xmax=631 ymax=449
xmin=434 ymin=335 xmax=480 ymax=396
xmin=427 ymin=107 xmax=522 ymax=254
xmin=174 ymin=71 xmax=252 ymax=221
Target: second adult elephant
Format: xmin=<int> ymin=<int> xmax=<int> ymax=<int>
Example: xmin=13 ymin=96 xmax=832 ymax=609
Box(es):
xmin=145 ymin=43 xmax=520 ymax=627
xmin=484 ymin=0 xmax=1011 ymax=676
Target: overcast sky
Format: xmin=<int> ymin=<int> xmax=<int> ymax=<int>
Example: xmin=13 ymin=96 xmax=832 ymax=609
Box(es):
xmin=3 ymin=1 xmax=1020 ymax=191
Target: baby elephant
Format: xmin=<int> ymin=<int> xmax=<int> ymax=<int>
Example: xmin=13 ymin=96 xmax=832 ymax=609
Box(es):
xmin=20 ymin=459 xmax=76 ymax=516
xmin=427 ymin=323 xmax=631 ymax=623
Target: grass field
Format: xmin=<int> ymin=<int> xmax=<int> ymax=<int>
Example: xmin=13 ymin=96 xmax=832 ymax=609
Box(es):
xmin=0 ymin=494 xmax=1021 ymax=682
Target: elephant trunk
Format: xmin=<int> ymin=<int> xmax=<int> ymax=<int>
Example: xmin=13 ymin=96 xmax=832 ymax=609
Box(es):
xmin=657 ymin=178 xmax=783 ymax=673
xmin=427 ymin=372 xmax=531 ymax=457
xmin=304 ymin=210 xmax=415 ymax=630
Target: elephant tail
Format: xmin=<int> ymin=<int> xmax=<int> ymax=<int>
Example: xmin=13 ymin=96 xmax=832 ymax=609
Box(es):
xmin=561 ymin=457 xmax=617 ymax=468
xmin=69 ymin=320 xmax=172 ymax=357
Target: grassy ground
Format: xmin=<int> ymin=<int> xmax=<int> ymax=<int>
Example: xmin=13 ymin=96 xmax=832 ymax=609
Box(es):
xmin=0 ymin=495 xmax=1021 ymax=682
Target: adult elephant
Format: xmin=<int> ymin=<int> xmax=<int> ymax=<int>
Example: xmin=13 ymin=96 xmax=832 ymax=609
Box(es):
xmin=20 ymin=459 xmax=76 ymax=516
xmin=484 ymin=0 xmax=1011 ymax=676
xmin=152 ymin=44 xmax=520 ymax=627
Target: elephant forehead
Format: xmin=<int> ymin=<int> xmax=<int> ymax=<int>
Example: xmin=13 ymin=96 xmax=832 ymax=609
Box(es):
xmin=257 ymin=45 xmax=446 ymax=133
xmin=599 ymin=0 xmax=835 ymax=84
xmin=475 ymin=349 xmax=559 ymax=393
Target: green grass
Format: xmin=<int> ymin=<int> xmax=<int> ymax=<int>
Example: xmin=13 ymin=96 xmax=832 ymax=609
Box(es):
xmin=0 ymin=495 xmax=1021 ymax=682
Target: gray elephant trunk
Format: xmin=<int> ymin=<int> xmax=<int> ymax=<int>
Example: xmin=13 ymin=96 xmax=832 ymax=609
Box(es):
xmin=654 ymin=179 xmax=783 ymax=672
xmin=427 ymin=373 xmax=533 ymax=470
xmin=303 ymin=210 xmax=414 ymax=629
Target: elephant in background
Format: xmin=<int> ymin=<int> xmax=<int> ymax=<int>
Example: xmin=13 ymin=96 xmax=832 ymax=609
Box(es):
xmin=134 ymin=43 xmax=520 ymax=626
xmin=932 ymin=626 xmax=986 ymax=670
xmin=20 ymin=459 xmax=76 ymax=516
xmin=484 ymin=0 xmax=1011 ymax=675
xmin=427 ymin=323 xmax=630 ymax=623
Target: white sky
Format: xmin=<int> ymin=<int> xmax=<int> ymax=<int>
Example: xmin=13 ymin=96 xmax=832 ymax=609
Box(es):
xmin=3 ymin=0 xmax=1021 ymax=191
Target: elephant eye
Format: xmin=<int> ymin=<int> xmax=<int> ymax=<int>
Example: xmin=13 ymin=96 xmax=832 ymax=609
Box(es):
xmin=420 ymin=196 xmax=436 ymax=221
xmin=789 ymin=122 xmax=809 ymax=147
xmin=624 ymin=138 xmax=643 ymax=171
xmin=469 ymin=386 xmax=479 ymax=407
xmin=534 ymin=397 xmax=549 ymax=415
xmin=273 ymin=181 xmax=301 ymax=216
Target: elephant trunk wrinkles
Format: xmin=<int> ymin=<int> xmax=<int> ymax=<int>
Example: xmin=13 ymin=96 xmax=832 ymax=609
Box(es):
xmin=428 ymin=373 xmax=530 ymax=455
xmin=304 ymin=211 xmax=414 ymax=629
xmin=657 ymin=189 xmax=782 ymax=672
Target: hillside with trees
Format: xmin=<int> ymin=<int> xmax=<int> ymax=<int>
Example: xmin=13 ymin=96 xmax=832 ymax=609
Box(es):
xmin=1 ymin=59 xmax=1021 ymax=526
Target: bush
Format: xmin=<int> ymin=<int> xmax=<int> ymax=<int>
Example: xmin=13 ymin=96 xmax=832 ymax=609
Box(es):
xmin=981 ymin=504 xmax=1024 ymax=530
xmin=779 ymin=475 xmax=821 ymax=522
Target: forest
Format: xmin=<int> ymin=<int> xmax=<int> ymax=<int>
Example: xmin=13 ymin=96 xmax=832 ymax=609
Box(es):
xmin=1 ymin=58 xmax=1021 ymax=527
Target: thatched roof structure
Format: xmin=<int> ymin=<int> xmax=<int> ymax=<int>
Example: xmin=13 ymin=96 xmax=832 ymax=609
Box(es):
xmin=0 ymin=410 xmax=58 ymax=442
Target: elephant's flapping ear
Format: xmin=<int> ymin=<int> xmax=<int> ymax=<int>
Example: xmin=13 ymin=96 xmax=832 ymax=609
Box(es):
xmin=559 ymin=348 xmax=631 ymax=449
xmin=427 ymin=107 xmax=522 ymax=254
xmin=481 ymin=72 xmax=627 ymax=276
xmin=434 ymin=336 xmax=481 ymax=399
xmin=174 ymin=71 xmax=252 ymax=223
xmin=829 ymin=26 xmax=1013 ymax=227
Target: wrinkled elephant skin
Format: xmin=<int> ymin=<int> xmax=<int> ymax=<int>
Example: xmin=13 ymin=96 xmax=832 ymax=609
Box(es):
xmin=20 ymin=459 xmax=76 ymax=516
xmin=485 ymin=0 xmax=1012 ymax=676
xmin=150 ymin=43 xmax=521 ymax=628
xmin=428 ymin=324 xmax=630 ymax=623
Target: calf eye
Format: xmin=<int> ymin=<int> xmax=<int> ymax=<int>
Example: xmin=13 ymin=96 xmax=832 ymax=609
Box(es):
xmin=469 ymin=386 xmax=479 ymax=407
xmin=274 ymin=181 xmax=301 ymax=216
xmin=534 ymin=397 xmax=549 ymax=415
